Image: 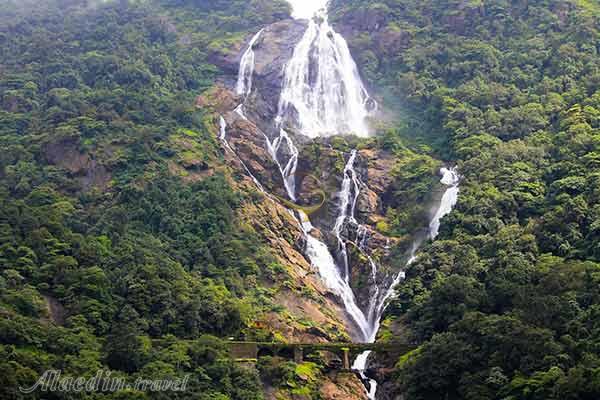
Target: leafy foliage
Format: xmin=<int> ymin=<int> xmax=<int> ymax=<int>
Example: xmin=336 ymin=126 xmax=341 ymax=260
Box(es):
xmin=331 ymin=0 xmax=600 ymax=398
xmin=0 ymin=0 xmax=290 ymax=398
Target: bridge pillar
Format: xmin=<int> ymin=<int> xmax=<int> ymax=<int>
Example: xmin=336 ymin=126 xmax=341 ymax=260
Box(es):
xmin=342 ymin=348 xmax=350 ymax=370
xmin=294 ymin=347 xmax=303 ymax=363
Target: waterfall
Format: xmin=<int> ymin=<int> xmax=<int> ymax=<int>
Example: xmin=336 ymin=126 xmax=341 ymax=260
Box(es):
xmin=264 ymin=129 xmax=299 ymax=201
xmin=276 ymin=14 xmax=374 ymax=138
xmin=299 ymin=211 xmax=371 ymax=340
xmin=231 ymin=4 xmax=462 ymax=400
xmin=333 ymin=150 xmax=361 ymax=281
xmin=353 ymin=351 xmax=378 ymax=399
xmin=233 ymin=104 xmax=246 ymax=119
xmin=233 ymin=26 xmax=300 ymax=201
xmin=219 ymin=116 xmax=227 ymax=140
xmin=236 ymin=29 xmax=264 ymax=97
xmin=332 ymin=151 xmax=386 ymax=338
xmin=290 ymin=151 xmax=374 ymax=343
xmin=352 ymin=167 xmax=461 ymax=399
xmin=429 ymin=167 xmax=460 ymax=238
xmin=370 ymin=167 xmax=460 ymax=323
xmin=231 ymin=23 xmax=371 ymax=342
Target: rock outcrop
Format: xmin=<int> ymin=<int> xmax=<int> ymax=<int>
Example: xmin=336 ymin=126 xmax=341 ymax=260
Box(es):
xmin=44 ymin=137 xmax=111 ymax=191
xmin=237 ymin=190 xmax=352 ymax=342
xmin=320 ymin=372 xmax=369 ymax=400
xmin=202 ymin=77 xmax=414 ymax=327
xmin=331 ymin=5 xmax=412 ymax=61
xmin=209 ymin=19 xmax=308 ymax=135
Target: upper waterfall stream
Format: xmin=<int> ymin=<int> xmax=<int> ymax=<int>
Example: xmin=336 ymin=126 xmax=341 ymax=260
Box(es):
xmin=276 ymin=14 xmax=374 ymax=137
xmin=236 ymin=29 xmax=264 ymax=97
xmin=429 ymin=167 xmax=460 ymax=238
xmin=333 ymin=150 xmax=361 ymax=283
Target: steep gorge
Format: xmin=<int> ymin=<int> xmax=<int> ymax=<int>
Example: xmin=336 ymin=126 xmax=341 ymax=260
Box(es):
xmin=205 ymin=1 xmax=461 ymax=398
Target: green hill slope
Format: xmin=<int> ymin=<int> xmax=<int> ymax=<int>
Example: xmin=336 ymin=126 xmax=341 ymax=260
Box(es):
xmin=331 ymin=0 xmax=600 ymax=398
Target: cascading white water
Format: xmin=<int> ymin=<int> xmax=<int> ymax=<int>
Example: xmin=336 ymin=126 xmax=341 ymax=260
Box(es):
xmin=370 ymin=167 xmax=461 ymax=325
xmin=352 ymin=167 xmax=461 ymax=399
xmin=234 ymin=104 xmax=247 ymax=119
xmin=233 ymin=25 xmax=300 ymax=201
xmin=353 ymin=351 xmax=378 ymax=399
xmin=236 ymin=29 xmax=264 ymax=97
xmin=429 ymin=167 xmax=460 ymax=238
xmin=231 ymin=18 xmax=372 ymax=345
xmin=261 ymin=0 xmax=374 ymax=201
xmin=333 ymin=151 xmax=388 ymax=338
xmin=231 ymin=4 xmax=462 ymax=400
xmin=299 ymin=211 xmax=371 ymax=340
xmin=264 ymin=129 xmax=299 ymax=201
xmin=333 ymin=150 xmax=361 ymax=281
xmin=219 ymin=116 xmax=227 ymax=140
xmin=276 ymin=13 xmax=373 ymax=137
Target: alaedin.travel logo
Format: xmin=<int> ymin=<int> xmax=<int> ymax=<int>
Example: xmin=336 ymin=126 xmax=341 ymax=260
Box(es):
xmin=19 ymin=369 xmax=190 ymax=394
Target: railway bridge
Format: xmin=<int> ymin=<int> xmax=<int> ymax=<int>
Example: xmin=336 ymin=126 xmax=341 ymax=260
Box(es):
xmin=227 ymin=342 xmax=415 ymax=370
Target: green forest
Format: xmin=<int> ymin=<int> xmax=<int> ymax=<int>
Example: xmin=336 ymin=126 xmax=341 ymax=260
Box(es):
xmin=330 ymin=0 xmax=600 ymax=398
xmin=0 ymin=0 xmax=300 ymax=399
xmin=1 ymin=0 xmax=600 ymax=399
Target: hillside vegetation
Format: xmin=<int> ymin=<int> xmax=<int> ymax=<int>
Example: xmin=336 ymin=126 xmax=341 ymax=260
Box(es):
xmin=0 ymin=1 xmax=302 ymax=399
xmin=331 ymin=0 xmax=600 ymax=398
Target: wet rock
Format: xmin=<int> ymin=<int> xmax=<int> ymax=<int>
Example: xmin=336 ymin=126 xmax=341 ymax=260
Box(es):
xmin=297 ymin=174 xmax=325 ymax=209
xmin=359 ymin=148 xmax=395 ymax=196
xmin=357 ymin=188 xmax=380 ymax=220
xmin=368 ymin=317 xmax=414 ymax=400
xmin=253 ymin=19 xmax=308 ymax=81
xmin=319 ymin=372 xmax=369 ymax=400
xmin=209 ymin=19 xmax=307 ymax=135
xmin=244 ymin=21 xmax=307 ymax=136
xmin=223 ymin=111 xmax=287 ymax=197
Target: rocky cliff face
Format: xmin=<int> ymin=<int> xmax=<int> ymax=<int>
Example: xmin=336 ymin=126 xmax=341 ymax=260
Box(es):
xmin=44 ymin=136 xmax=112 ymax=191
xmin=201 ymin=81 xmax=424 ymax=332
xmin=331 ymin=5 xmax=412 ymax=61
xmin=210 ymin=19 xmax=308 ymax=136
xmin=238 ymin=187 xmax=353 ymax=343
xmin=201 ymin=12 xmax=439 ymax=399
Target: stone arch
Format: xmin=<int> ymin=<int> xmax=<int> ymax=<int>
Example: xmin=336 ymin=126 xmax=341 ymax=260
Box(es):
xmin=304 ymin=349 xmax=345 ymax=370
xmin=257 ymin=347 xmax=275 ymax=358
xmin=276 ymin=346 xmax=295 ymax=360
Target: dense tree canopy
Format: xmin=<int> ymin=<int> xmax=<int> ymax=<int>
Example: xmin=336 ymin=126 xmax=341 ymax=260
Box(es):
xmin=0 ymin=0 xmax=291 ymax=398
xmin=330 ymin=0 xmax=600 ymax=398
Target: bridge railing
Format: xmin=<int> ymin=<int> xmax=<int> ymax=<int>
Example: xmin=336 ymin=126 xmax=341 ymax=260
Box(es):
xmin=150 ymin=338 xmax=414 ymax=370
xmin=226 ymin=341 xmax=415 ymax=370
